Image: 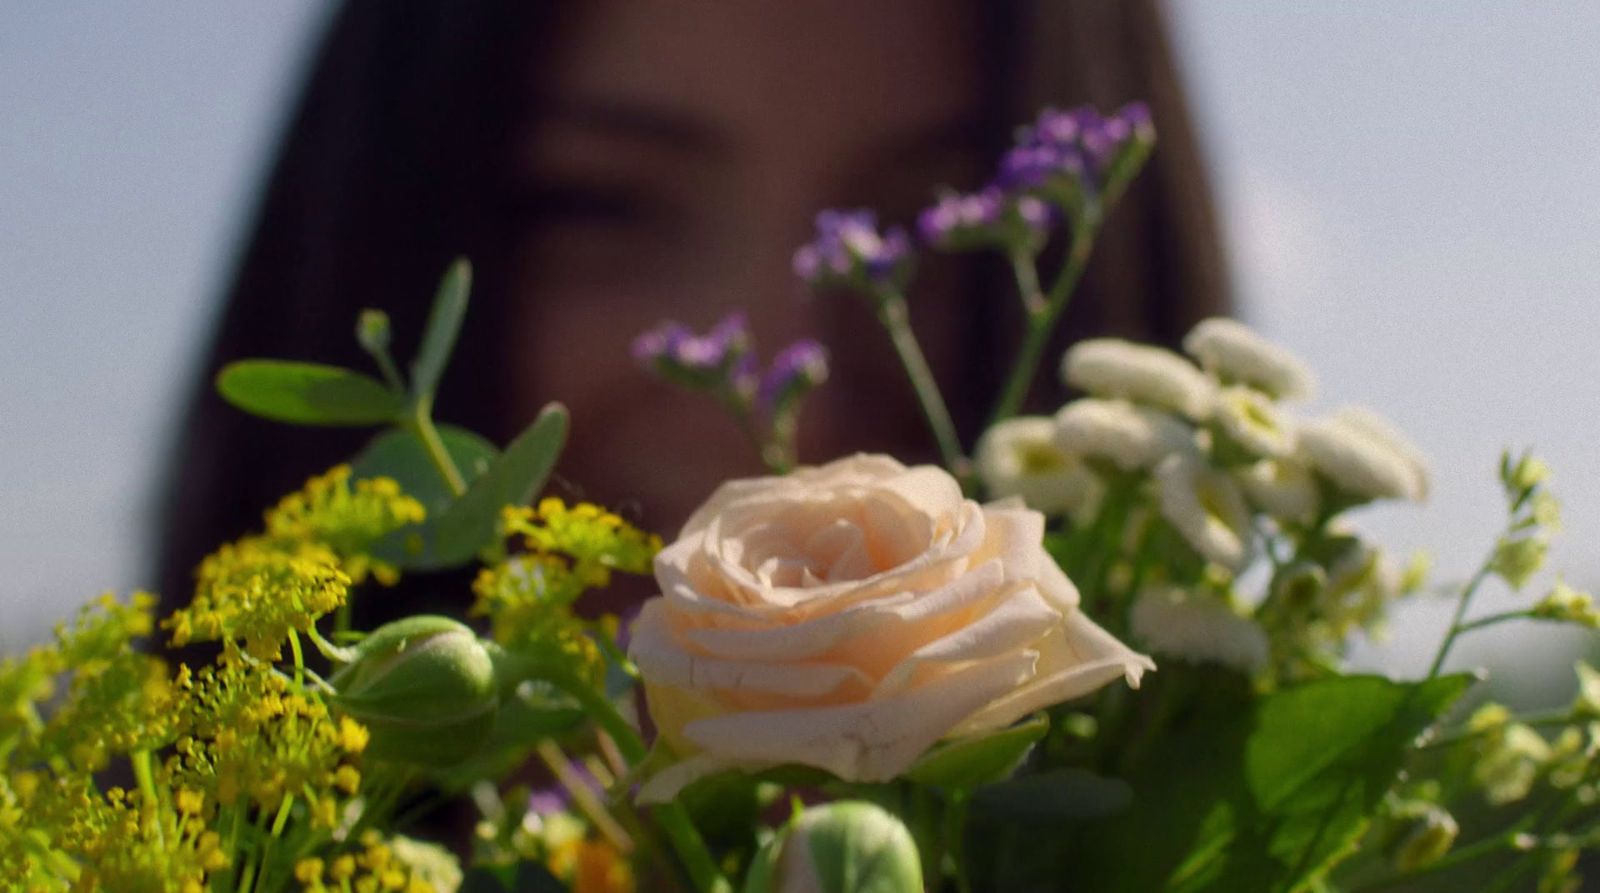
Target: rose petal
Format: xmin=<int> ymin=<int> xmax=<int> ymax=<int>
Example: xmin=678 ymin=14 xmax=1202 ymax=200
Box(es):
xmin=951 ymin=611 xmax=1154 ymax=736
xmin=679 ymin=651 xmax=1037 ymax=781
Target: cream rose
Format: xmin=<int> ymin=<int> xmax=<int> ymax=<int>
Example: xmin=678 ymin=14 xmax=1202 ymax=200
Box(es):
xmin=630 ymin=454 xmax=1153 ymax=802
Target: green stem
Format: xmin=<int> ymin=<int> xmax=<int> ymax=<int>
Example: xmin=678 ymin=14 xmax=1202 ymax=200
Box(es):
xmin=990 ymin=217 xmax=1098 ymax=426
xmin=410 ymin=397 xmax=466 ymax=497
xmin=1008 ymin=248 xmax=1046 ymax=316
xmin=522 ymin=659 xmax=729 ymax=893
xmin=875 ymin=292 xmax=967 ymax=479
xmin=1427 ymin=564 xmax=1494 ymax=679
xmin=1454 ymin=609 xmax=1535 ymax=636
xmin=1345 ymin=831 xmax=1518 ymax=891
xmin=1420 ymin=709 xmax=1571 ymax=751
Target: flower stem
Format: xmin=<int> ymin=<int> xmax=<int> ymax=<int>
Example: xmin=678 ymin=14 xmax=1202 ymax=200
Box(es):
xmin=875 ymin=291 xmax=968 ymax=478
xmin=990 ymin=217 xmax=1099 ymax=426
xmin=1008 ymin=248 xmax=1046 ymax=317
xmin=1427 ymin=564 xmax=1494 ymax=679
xmin=410 ymin=397 xmax=466 ymax=497
xmin=517 ymin=658 xmax=729 ymax=893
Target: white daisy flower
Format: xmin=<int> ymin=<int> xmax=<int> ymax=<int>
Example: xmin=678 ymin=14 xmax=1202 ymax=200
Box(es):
xmin=1061 ymin=338 xmax=1216 ymax=420
xmin=1213 ymin=385 xmax=1296 ymax=459
xmin=975 ymin=416 xmax=1102 ymax=516
xmin=1053 ymin=398 xmax=1196 ymax=472
xmin=1155 ymin=453 xmax=1254 ymax=572
xmin=1130 ymin=585 xmax=1269 ymax=672
xmin=1236 ymin=458 xmax=1320 ymax=524
xmin=1329 ymin=406 xmax=1430 ymax=500
xmin=1182 ymin=317 xmax=1315 ymax=401
xmin=1298 ymin=410 xmax=1427 ymax=503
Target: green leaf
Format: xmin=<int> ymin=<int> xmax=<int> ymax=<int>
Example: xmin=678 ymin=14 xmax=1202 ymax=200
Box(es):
xmin=904 ymin=714 xmax=1049 ymax=788
xmin=1045 ymin=672 xmax=1475 ymax=893
xmin=411 ymin=258 xmax=471 ymax=401
xmin=215 ymin=360 xmax=405 ymax=426
xmin=350 ymin=425 xmax=498 ymax=513
xmin=378 ymin=403 xmax=569 ymax=569
xmin=971 ymin=767 xmax=1132 ymax=823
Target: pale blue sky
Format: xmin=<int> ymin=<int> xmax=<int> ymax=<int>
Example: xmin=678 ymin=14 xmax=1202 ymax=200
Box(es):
xmin=3 ymin=5 xmax=1597 ymax=687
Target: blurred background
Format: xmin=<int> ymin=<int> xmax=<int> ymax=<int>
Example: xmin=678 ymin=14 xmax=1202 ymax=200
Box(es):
xmin=2 ymin=3 xmax=1596 ymax=695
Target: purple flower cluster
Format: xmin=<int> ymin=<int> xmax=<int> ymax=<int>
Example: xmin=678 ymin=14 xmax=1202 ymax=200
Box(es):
xmin=998 ymin=102 xmax=1154 ymax=198
xmin=758 ymin=339 xmax=830 ymax=415
xmin=631 ymin=313 xmax=753 ymax=385
xmin=919 ymin=102 xmax=1155 ymax=251
xmin=916 ymin=187 xmax=1052 ymax=251
xmin=634 ymin=314 xmax=828 ymax=420
xmin=791 ymin=210 xmax=912 ymax=290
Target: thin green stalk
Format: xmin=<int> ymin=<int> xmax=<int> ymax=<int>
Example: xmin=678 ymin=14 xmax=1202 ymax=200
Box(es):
xmin=875 ymin=292 xmax=967 ymax=477
xmin=1420 ymin=709 xmax=1570 ymax=751
xmin=1453 ymin=609 xmax=1535 ymax=636
xmin=1427 ymin=564 xmax=1494 ymax=679
xmin=531 ymin=661 xmax=729 ymax=893
xmin=410 ymin=398 xmax=466 ymax=497
xmin=990 ymin=218 xmax=1098 ymax=426
xmin=1344 ymin=830 xmax=1518 ymax=891
xmin=1008 ymin=248 xmax=1046 ymax=316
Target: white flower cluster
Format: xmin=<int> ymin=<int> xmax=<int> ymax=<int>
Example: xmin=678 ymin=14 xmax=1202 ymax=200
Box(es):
xmin=974 ymin=317 xmax=1434 ymax=676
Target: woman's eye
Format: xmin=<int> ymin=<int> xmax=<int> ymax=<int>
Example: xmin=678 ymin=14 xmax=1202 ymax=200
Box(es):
xmin=506 ymin=182 xmax=682 ymax=234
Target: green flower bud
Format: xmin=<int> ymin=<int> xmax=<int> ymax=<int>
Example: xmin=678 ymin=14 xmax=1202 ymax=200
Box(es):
xmin=356 ymin=309 xmax=392 ymax=354
xmin=1490 ymin=535 xmax=1547 ymax=590
xmin=1389 ymin=804 xmax=1458 ymax=872
xmin=1533 ymin=581 xmax=1600 ymax=629
xmin=332 ymin=616 xmax=498 ymax=767
xmin=745 ymin=801 xmax=922 ymax=893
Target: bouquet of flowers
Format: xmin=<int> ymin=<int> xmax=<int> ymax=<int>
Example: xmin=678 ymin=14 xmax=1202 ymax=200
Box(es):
xmin=4 ymin=103 xmax=1597 ymax=893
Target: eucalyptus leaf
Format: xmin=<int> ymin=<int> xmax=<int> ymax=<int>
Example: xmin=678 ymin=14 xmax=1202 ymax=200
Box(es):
xmin=216 ymin=360 xmax=405 ymax=426
xmin=376 ymin=403 xmax=569 ymax=570
xmin=411 ymin=258 xmax=471 ymax=401
xmin=350 ymin=425 xmax=498 ymax=512
xmin=904 ymin=713 xmax=1048 ymax=789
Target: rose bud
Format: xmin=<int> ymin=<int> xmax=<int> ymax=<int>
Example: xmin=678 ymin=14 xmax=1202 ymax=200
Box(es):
xmin=331 ymin=615 xmax=499 ymax=767
xmin=744 ymin=801 xmax=922 ymax=893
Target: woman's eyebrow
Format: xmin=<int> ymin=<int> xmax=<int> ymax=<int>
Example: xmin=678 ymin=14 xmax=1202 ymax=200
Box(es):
xmin=537 ymin=96 xmax=737 ymax=160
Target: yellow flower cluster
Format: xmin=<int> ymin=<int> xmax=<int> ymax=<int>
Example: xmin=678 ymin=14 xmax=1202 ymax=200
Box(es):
xmin=164 ymin=465 xmax=425 ymax=660
xmin=165 ymin=539 xmax=350 ymax=661
xmin=171 ymin=647 xmax=368 ymax=828
xmin=2 ymin=772 xmax=229 ymax=893
xmin=295 ymin=832 xmax=437 ymax=893
xmin=473 ymin=500 xmax=659 ymax=677
xmin=14 ymin=594 xmax=179 ymax=772
xmin=502 ymin=498 xmax=660 ymax=584
xmin=264 ymin=465 xmax=426 ymax=586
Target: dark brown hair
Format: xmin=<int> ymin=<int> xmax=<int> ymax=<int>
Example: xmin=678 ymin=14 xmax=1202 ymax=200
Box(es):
xmin=153 ymin=0 xmax=1229 ymax=607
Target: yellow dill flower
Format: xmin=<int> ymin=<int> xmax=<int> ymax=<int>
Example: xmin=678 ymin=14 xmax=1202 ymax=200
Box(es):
xmin=471 ymin=558 xmax=603 ymax=683
xmin=15 ymin=594 xmax=179 ymax=771
xmin=504 ymin=499 xmax=660 ymax=582
xmin=264 ymin=465 xmax=426 ymax=585
xmin=37 ymin=651 xmax=176 ymax=773
xmin=0 ymin=644 xmax=58 ymax=756
xmin=15 ymin=780 xmax=228 ymax=893
xmin=164 ymin=538 xmax=349 ymax=661
xmin=296 ymin=834 xmax=442 ymax=893
xmin=170 ymin=650 xmax=366 ymax=827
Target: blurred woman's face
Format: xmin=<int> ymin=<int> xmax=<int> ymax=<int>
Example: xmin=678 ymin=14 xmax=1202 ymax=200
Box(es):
xmin=509 ymin=0 xmax=983 ymax=526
